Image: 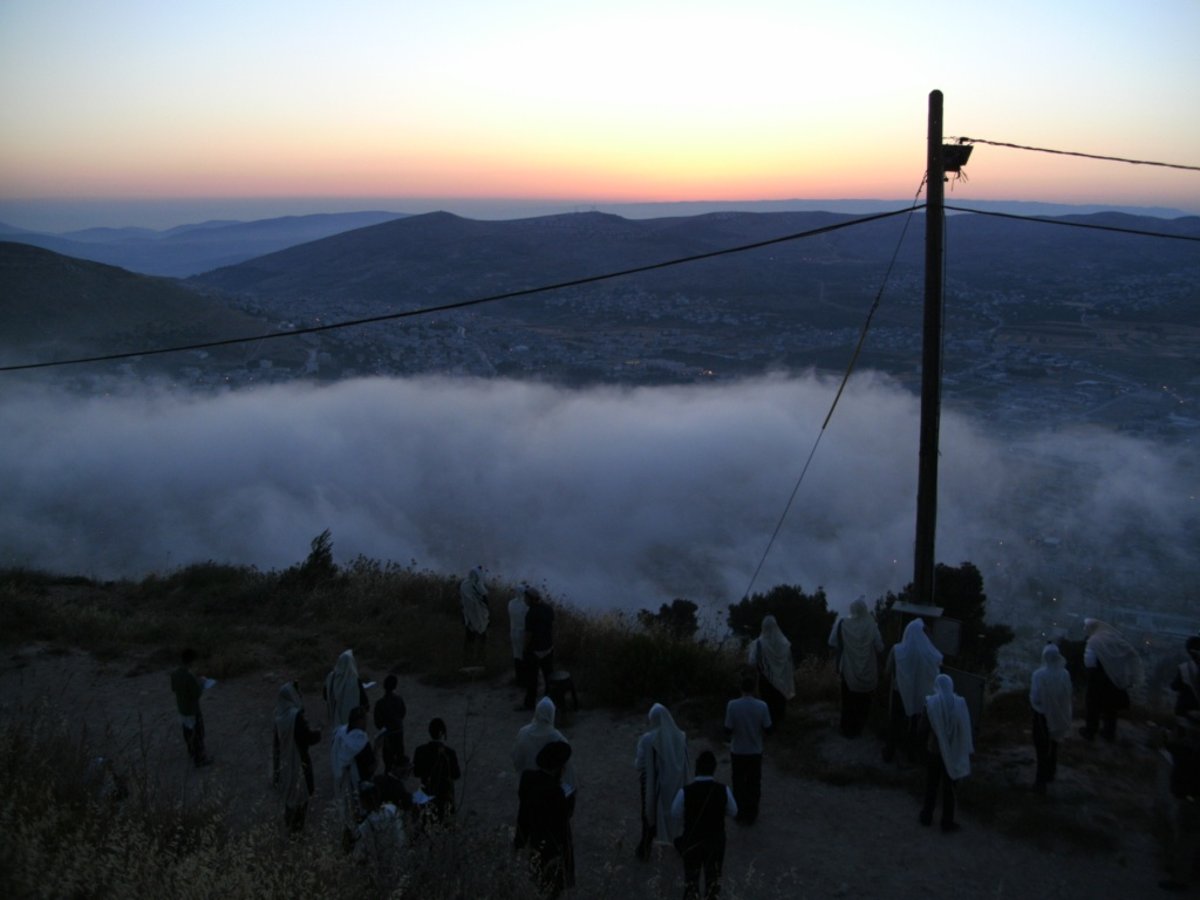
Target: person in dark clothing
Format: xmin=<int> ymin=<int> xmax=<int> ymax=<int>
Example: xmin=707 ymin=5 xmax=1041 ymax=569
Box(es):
xmin=170 ymin=648 xmax=213 ymax=767
xmin=517 ymin=740 xmax=575 ymax=899
xmin=723 ymin=672 xmax=772 ymax=824
xmin=1170 ymin=637 xmax=1200 ymax=722
xmin=1161 ymin=714 xmax=1200 ymax=891
xmin=412 ymin=717 xmax=461 ymax=825
xmin=374 ymin=674 xmax=407 ymax=772
xmin=523 ymin=589 xmax=556 ymax=710
xmin=671 ymin=750 xmax=738 ymax=900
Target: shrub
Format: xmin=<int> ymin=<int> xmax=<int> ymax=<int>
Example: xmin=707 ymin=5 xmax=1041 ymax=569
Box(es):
xmin=727 ymin=585 xmax=835 ymax=662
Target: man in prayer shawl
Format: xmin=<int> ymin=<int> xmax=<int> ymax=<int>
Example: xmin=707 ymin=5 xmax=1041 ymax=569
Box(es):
xmin=748 ymin=615 xmax=796 ymax=725
xmin=460 ymin=565 xmax=490 ymax=665
xmin=883 ymin=618 xmax=943 ymax=763
xmin=509 ymin=584 xmax=530 ymax=686
xmin=1080 ymin=618 xmax=1144 ymax=742
xmin=671 ymin=750 xmax=738 ymax=900
xmin=1170 ymin=637 xmax=1200 ymax=722
xmin=514 ymin=697 xmax=577 ymax=845
xmin=920 ymin=673 xmax=973 ymax=832
xmin=324 ymin=649 xmax=368 ymax=730
xmin=634 ymin=702 xmax=689 ymax=860
xmin=1029 ymin=643 xmax=1072 ymax=793
xmin=828 ymin=596 xmax=885 ymax=738
xmin=274 ymin=681 xmax=322 ymax=832
xmin=331 ymin=705 xmax=372 ymax=850
xmin=517 ymin=740 xmax=575 ymax=899
xmin=169 ymin=648 xmax=213 ymax=768
xmin=352 ymin=781 xmax=407 ymax=893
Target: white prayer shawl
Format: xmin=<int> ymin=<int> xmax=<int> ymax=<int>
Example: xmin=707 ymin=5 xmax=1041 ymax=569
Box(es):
xmin=460 ymin=566 xmax=490 ymax=634
xmin=750 ymin=615 xmax=796 ymax=699
xmin=508 ymin=589 xmax=527 ymax=659
xmin=926 ymin=674 xmax=973 ymax=780
xmin=829 ymin=596 xmax=884 ymax=693
xmin=274 ymin=682 xmax=305 ymax=810
xmin=513 ymin=697 xmax=577 ymax=788
xmin=893 ymin=619 xmax=943 ymax=717
xmin=1084 ymin=619 xmax=1144 ymax=691
xmin=330 ymin=724 xmax=369 ymax=827
xmin=1030 ymin=644 xmax=1073 ymax=740
xmin=636 ymin=703 xmax=688 ymax=840
xmin=325 ymin=649 xmax=360 ymax=729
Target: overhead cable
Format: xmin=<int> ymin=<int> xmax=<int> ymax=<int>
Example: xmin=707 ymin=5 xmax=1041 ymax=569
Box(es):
xmin=944 ymin=205 xmax=1200 ymax=242
xmin=950 ymin=137 xmax=1200 ymax=173
xmin=0 ymin=206 xmax=922 ymax=374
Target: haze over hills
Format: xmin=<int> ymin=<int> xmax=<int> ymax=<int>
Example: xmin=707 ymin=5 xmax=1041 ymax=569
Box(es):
xmin=0 ymin=210 xmax=406 ymax=278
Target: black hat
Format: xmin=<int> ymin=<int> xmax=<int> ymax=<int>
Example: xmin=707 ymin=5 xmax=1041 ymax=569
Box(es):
xmin=536 ymin=740 xmax=572 ymax=771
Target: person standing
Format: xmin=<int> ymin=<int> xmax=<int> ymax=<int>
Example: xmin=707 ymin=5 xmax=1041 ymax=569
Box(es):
xmin=509 ymin=584 xmax=530 ymax=686
xmin=1170 ymin=637 xmax=1200 ymax=721
xmin=883 ymin=618 xmax=943 ymax=762
xmin=331 ymin=706 xmax=373 ymax=850
xmin=920 ymin=674 xmax=973 ymax=832
xmin=828 ymin=596 xmax=885 ymax=738
xmin=748 ymin=615 xmax=795 ymax=725
xmin=723 ymin=672 xmax=772 ymax=824
xmin=412 ymin=717 xmax=461 ymax=825
xmin=523 ymin=588 xmax=555 ymax=710
xmin=1029 ymin=643 xmax=1072 ymax=793
xmin=460 ymin=565 xmax=490 ymax=666
xmin=373 ymin=674 xmax=407 ymax=773
xmin=170 ymin=648 xmax=213 ymax=768
xmin=324 ymin=649 xmax=368 ymax=730
xmin=671 ymin=750 xmax=737 ymax=900
xmin=1161 ymin=713 xmax=1200 ymax=892
xmin=517 ymin=740 xmax=576 ymax=899
xmin=1080 ymin=618 xmax=1144 ymax=742
xmin=274 ymin=680 xmax=322 ymax=832
xmin=635 ymin=702 xmax=689 ymax=860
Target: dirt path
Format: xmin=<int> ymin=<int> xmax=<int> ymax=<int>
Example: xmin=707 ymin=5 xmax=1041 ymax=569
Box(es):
xmin=0 ymin=646 xmax=1170 ymax=898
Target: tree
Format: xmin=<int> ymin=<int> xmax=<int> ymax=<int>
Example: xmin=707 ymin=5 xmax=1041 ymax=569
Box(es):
xmin=727 ymin=584 xmax=835 ymax=662
xmin=281 ymin=529 xmax=339 ymax=590
xmin=883 ymin=561 xmax=1013 ymax=676
xmin=637 ymin=598 xmax=699 ymax=641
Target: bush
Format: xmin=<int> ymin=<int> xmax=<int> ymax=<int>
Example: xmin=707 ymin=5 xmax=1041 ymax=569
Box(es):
xmin=636 ymin=598 xmax=699 ymax=641
xmin=727 ymin=584 xmax=835 ymax=662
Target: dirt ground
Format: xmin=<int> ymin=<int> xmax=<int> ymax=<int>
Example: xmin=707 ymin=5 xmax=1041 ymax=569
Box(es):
xmin=0 ymin=644 xmax=1177 ymax=899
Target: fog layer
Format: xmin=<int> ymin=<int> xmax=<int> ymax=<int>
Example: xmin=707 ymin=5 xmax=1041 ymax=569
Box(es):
xmin=2 ymin=374 xmax=1195 ymax=621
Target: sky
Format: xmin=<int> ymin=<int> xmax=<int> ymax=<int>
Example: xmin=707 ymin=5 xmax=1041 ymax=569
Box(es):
xmin=1 ymin=0 xmax=1198 ymax=230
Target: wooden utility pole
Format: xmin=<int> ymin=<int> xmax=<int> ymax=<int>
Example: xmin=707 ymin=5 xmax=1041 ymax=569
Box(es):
xmin=913 ymin=89 xmax=945 ymax=605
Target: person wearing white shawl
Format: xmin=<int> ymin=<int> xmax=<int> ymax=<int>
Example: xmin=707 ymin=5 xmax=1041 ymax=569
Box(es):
xmin=828 ymin=596 xmax=885 ymax=737
xmin=324 ymin=649 xmax=366 ymax=729
xmin=883 ymin=618 xmax=943 ymax=762
xmin=920 ymin=673 xmax=972 ymax=832
xmin=749 ymin=615 xmax=796 ymax=724
xmin=509 ymin=585 xmax=529 ymax=685
xmin=513 ymin=697 xmax=577 ymax=848
xmin=331 ymin=706 xmax=372 ymax=847
xmin=460 ymin=565 xmax=490 ymax=665
xmin=634 ymin=703 xmax=689 ymax=859
xmin=275 ymin=681 xmax=322 ymax=832
xmin=1029 ymin=643 xmax=1072 ymax=793
xmin=1080 ymin=618 xmax=1144 ymax=741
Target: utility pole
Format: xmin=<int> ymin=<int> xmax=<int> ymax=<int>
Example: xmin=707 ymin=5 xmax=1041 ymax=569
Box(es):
xmin=913 ymin=89 xmax=945 ymax=605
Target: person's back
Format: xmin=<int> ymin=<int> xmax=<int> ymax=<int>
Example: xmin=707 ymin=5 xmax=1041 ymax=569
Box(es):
xmin=724 ymin=693 xmax=771 ymax=755
xmin=413 ymin=718 xmax=461 ymax=821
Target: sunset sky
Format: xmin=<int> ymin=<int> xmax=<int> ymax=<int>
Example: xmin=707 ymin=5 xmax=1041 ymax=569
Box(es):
xmin=1 ymin=0 xmax=1198 ymax=229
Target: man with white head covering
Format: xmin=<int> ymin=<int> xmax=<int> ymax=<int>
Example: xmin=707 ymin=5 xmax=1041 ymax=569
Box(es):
xmin=1029 ymin=643 xmax=1072 ymax=793
xmin=331 ymin=705 xmax=373 ymax=850
xmin=514 ymin=697 xmax=576 ymax=789
xmin=828 ymin=596 xmax=885 ymax=737
xmin=324 ymin=649 xmax=367 ymax=730
xmin=460 ymin=565 xmax=490 ymax=665
xmin=509 ymin=584 xmax=530 ymax=686
xmin=1080 ymin=618 xmax=1144 ymax=742
xmin=275 ymin=680 xmax=322 ymax=832
xmin=920 ymin=673 xmax=973 ymax=832
xmin=749 ymin=615 xmax=796 ymax=725
xmin=883 ymin=618 xmax=943 ymax=762
xmin=517 ymin=740 xmax=576 ymax=898
xmin=634 ymin=702 xmax=689 ymax=860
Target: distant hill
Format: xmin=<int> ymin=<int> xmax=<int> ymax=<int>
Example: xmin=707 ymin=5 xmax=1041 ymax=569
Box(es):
xmin=0 ymin=242 xmax=282 ymax=373
xmin=0 ymin=211 xmax=407 ymax=277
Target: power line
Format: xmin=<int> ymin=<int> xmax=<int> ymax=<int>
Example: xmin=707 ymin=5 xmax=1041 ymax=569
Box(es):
xmin=741 ymin=180 xmax=927 ymax=600
xmin=0 ymin=206 xmax=922 ymax=374
xmin=950 ymin=137 xmax=1200 ymax=173
xmin=944 ymin=204 xmax=1200 ymax=242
